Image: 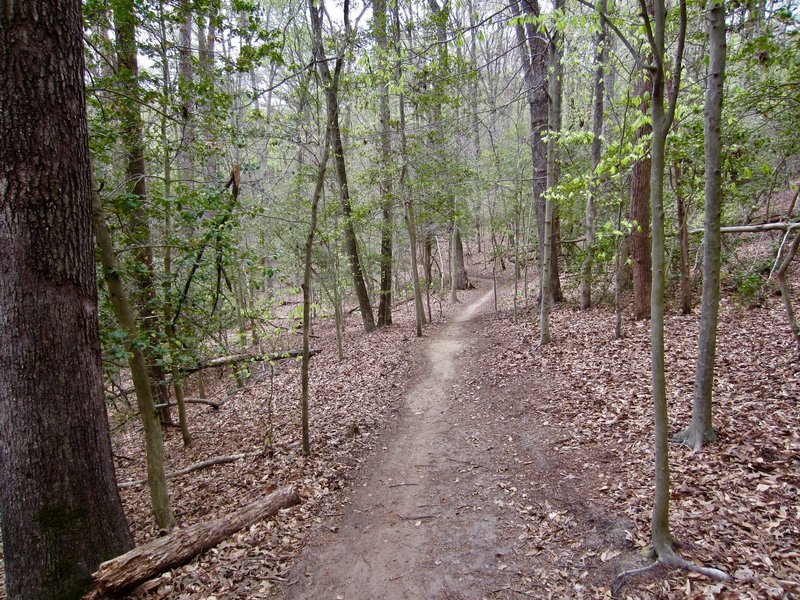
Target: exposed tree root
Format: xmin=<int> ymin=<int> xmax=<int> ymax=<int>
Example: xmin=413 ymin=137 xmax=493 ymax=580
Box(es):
xmin=671 ymin=426 xmax=717 ymax=451
xmin=612 ymin=548 xmax=731 ymax=598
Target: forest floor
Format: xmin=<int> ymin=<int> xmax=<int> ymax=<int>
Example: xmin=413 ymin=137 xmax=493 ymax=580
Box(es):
xmin=0 ymin=247 xmax=798 ymax=600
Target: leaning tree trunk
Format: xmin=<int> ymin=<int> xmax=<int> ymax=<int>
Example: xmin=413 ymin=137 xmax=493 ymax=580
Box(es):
xmin=310 ymin=0 xmax=375 ymax=333
xmin=0 ymin=2 xmax=134 ymax=596
xmin=93 ymin=189 xmax=176 ymax=530
xmin=678 ymin=0 xmax=727 ymax=450
xmin=113 ymin=0 xmax=173 ymax=425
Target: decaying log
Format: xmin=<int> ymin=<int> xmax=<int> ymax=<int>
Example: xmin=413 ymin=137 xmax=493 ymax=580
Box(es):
xmin=180 ymin=348 xmax=319 ymax=374
xmin=118 ymin=451 xmax=260 ymax=488
xmin=93 ymin=486 xmax=300 ymax=596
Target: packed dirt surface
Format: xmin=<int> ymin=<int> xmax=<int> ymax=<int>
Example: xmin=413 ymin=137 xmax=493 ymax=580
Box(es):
xmin=277 ymin=287 xmax=631 ymax=599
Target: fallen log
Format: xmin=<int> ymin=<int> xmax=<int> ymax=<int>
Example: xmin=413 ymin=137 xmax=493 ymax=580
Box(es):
xmin=690 ymin=221 xmax=799 ymax=234
xmin=117 ymin=451 xmax=260 ymax=488
xmin=153 ymin=397 xmax=221 ymax=410
xmin=180 ymin=348 xmax=319 ymax=374
xmin=93 ymin=486 xmax=300 ymax=596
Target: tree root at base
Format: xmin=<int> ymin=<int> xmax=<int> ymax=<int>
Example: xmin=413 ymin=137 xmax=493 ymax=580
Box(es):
xmin=612 ymin=549 xmax=731 ymax=598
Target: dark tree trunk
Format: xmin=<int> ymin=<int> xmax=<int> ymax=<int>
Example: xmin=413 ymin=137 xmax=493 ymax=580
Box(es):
xmin=375 ymin=0 xmax=393 ymax=327
xmin=113 ymin=0 xmax=173 ymax=425
xmin=511 ymin=0 xmax=553 ymax=305
xmin=630 ymin=70 xmax=653 ymax=321
xmin=0 ymin=1 xmax=134 ymax=597
xmin=309 ymin=0 xmax=375 ymax=333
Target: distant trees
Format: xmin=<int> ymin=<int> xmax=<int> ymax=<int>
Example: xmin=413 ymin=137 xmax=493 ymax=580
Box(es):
xmin=0 ymin=0 xmax=133 ymax=597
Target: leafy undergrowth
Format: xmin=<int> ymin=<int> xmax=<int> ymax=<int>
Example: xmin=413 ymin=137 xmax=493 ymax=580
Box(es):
xmin=103 ymin=291 xmax=466 ymax=598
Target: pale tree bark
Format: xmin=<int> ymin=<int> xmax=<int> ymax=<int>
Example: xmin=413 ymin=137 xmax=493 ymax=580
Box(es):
xmin=775 ymin=231 xmax=800 ymax=352
xmin=310 ymin=0 xmax=376 ymax=333
xmin=580 ymin=0 xmax=607 ymax=310
xmin=0 ymin=2 xmax=134 ymax=596
xmin=375 ymin=0 xmax=394 ymax=327
xmin=676 ymin=0 xmax=727 ymax=450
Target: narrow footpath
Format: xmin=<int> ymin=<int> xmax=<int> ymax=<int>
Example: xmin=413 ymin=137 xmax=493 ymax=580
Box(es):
xmin=277 ymin=288 xmax=623 ymax=599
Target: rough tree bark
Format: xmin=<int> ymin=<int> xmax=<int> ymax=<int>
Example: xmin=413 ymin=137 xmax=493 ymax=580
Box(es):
xmin=0 ymin=1 xmax=134 ymax=596
xmin=540 ymin=0 xmax=564 ymax=345
xmin=375 ymin=0 xmax=394 ymax=327
xmin=93 ymin=487 xmax=300 ymax=597
xmin=309 ymin=0 xmax=376 ymax=333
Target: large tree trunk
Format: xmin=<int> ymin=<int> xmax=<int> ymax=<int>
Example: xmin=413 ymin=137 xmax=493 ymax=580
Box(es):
xmin=540 ymin=0 xmax=564 ymax=345
xmin=375 ymin=0 xmax=394 ymax=327
xmin=630 ymin=70 xmax=653 ymax=321
xmin=0 ymin=2 xmax=134 ymax=597
xmin=678 ymin=0 xmax=727 ymax=450
xmin=310 ymin=0 xmax=375 ymax=333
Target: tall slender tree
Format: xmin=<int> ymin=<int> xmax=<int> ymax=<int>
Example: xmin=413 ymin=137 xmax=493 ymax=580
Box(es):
xmin=675 ymin=0 xmax=728 ymax=450
xmin=0 ymin=0 xmax=134 ymax=596
xmin=310 ymin=0 xmax=376 ymax=333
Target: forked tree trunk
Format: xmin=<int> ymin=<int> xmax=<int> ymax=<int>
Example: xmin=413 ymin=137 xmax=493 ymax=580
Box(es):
xmin=310 ymin=0 xmax=375 ymax=333
xmin=0 ymin=3 xmax=134 ymax=595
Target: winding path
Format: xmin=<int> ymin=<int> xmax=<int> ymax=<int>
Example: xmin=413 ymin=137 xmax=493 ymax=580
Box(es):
xmin=281 ymin=290 xmax=504 ymax=599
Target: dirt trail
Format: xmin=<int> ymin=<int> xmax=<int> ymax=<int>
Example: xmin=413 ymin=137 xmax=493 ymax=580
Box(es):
xmin=281 ymin=289 xmax=511 ymax=599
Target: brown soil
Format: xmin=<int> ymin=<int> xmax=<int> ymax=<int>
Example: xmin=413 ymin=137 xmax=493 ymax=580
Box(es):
xmin=277 ymin=288 xmax=632 ymax=599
